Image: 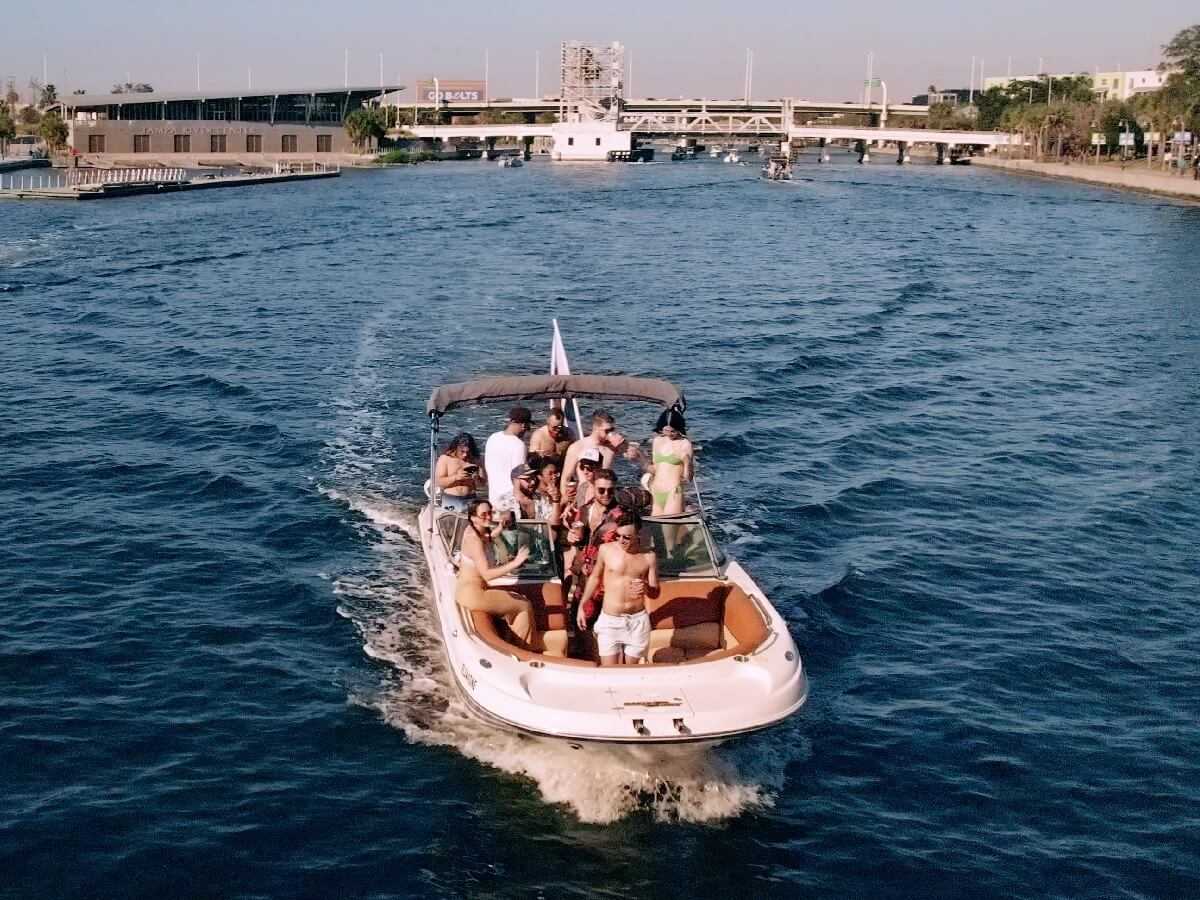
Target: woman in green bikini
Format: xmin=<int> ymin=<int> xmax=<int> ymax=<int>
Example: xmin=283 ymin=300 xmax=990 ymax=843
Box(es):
xmin=648 ymin=407 xmax=693 ymax=515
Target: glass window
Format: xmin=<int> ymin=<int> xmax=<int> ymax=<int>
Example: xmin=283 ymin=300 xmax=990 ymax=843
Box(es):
xmin=173 ymin=134 xmax=191 ymax=153
xmin=438 ymin=513 xmax=469 ymax=556
xmin=210 ymin=134 xmax=226 ymax=153
xmin=246 ymin=134 xmax=262 ymax=153
xmin=316 ymin=134 xmax=332 ymax=153
xmin=88 ymin=135 xmax=106 ymax=153
xmin=639 ymin=518 xmax=721 ymax=578
xmin=490 ymin=522 xmax=559 ymax=579
xmin=281 ymin=134 xmax=297 ymax=153
xmin=133 ymin=135 xmax=150 ymax=153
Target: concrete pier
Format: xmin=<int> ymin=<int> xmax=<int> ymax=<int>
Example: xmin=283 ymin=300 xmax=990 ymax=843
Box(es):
xmin=0 ymin=165 xmax=339 ymax=201
xmin=972 ymin=157 xmax=1200 ymax=202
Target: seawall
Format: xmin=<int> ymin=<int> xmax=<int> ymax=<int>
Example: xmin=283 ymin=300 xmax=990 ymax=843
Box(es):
xmin=973 ymin=157 xmax=1200 ymax=202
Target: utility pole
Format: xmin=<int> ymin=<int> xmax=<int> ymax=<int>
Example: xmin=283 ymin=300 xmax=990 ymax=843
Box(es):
xmin=865 ymin=51 xmax=874 ymax=107
xmin=484 ymin=49 xmax=489 ymax=105
xmin=535 ymin=50 xmax=540 ymax=99
xmin=344 ymin=49 xmax=349 ymax=88
xmin=969 ymin=56 xmax=975 ymax=105
xmin=195 ymin=54 xmax=200 ymax=91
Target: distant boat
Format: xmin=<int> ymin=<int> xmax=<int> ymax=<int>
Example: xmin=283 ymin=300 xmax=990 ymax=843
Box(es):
xmin=761 ymin=155 xmax=791 ymax=181
xmin=723 ymin=151 xmax=740 ymax=164
xmin=498 ymin=156 xmax=524 ymax=168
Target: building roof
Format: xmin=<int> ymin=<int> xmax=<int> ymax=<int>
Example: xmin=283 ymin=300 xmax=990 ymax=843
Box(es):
xmin=63 ymin=85 xmax=403 ymax=108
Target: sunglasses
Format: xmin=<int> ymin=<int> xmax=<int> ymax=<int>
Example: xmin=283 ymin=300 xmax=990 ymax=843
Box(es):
xmin=595 ymin=486 xmax=614 ymax=495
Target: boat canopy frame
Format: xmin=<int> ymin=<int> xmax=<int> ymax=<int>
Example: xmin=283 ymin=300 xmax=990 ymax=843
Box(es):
xmin=427 ymin=374 xmax=685 ymax=420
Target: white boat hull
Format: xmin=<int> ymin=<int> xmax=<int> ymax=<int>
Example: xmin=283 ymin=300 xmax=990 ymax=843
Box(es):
xmin=418 ymin=505 xmax=808 ymax=746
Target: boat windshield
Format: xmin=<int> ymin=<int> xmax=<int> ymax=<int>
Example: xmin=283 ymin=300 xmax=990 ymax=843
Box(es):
xmin=641 ymin=517 xmax=724 ymax=578
xmin=490 ymin=520 xmax=559 ymax=578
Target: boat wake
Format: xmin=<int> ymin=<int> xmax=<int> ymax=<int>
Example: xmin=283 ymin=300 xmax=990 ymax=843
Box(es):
xmin=327 ymin=490 xmax=803 ymax=824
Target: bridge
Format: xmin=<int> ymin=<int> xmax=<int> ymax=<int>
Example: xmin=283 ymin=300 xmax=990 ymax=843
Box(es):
xmin=395 ymin=95 xmax=1018 ymax=162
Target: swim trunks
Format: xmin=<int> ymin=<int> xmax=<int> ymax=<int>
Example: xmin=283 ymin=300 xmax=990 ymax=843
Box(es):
xmin=594 ymin=610 xmax=651 ymax=660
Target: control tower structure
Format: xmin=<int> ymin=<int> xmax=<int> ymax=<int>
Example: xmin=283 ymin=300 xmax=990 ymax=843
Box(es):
xmin=559 ymin=41 xmax=625 ymax=123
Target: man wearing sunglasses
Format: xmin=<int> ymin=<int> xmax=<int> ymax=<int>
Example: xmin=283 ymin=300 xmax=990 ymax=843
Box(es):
xmin=559 ymin=409 xmax=620 ymax=499
xmin=563 ymin=469 xmax=624 ymax=633
xmin=577 ymin=509 xmax=658 ymax=665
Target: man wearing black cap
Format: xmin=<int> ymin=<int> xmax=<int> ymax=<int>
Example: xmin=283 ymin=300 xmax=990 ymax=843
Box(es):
xmin=484 ymin=406 xmax=532 ymax=509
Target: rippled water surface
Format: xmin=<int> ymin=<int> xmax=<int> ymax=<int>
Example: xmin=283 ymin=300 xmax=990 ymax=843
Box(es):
xmin=2 ymin=155 xmax=1199 ymax=899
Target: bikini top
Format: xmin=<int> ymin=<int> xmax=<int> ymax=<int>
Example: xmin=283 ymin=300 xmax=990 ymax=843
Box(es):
xmin=653 ymin=450 xmax=684 ymax=466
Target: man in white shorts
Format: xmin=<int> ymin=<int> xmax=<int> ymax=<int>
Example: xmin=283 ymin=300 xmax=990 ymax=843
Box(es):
xmin=577 ymin=510 xmax=659 ymax=665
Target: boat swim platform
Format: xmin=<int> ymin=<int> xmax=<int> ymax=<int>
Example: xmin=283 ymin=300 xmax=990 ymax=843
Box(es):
xmin=0 ymin=166 xmax=339 ymax=201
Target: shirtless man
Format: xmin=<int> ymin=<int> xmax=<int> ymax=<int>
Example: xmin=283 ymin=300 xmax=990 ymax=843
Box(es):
xmin=559 ymin=410 xmax=618 ymax=497
xmin=528 ymin=408 xmax=573 ymax=462
xmin=577 ymin=510 xmax=659 ymax=665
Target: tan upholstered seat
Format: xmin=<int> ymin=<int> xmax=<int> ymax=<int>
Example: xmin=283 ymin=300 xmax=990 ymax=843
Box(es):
xmin=467 ymin=578 xmax=769 ymax=667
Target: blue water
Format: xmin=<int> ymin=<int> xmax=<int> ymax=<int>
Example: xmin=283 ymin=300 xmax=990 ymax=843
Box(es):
xmin=2 ymin=154 xmax=1198 ymax=899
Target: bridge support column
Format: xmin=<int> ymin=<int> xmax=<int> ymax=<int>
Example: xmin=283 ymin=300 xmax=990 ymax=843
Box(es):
xmin=819 ymin=137 xmax=829 ymax=162
xmin=856 ymin=140 xmax=870 ymax=164
xmin=485 ymin=136 xmax=497 ymax=160
xmin=896 ymin=141 xmax=908 ymax=165
xmin=522 ymin=136 xmax=533 ymax=161
xmin=936 ymin=143 xmax=947 ymax=165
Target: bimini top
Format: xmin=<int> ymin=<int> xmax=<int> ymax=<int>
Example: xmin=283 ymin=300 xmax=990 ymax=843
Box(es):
xmin=427 ymin=374 xmax=684 ymax=416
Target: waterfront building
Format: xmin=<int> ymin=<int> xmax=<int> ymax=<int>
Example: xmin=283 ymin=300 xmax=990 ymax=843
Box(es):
xmin=983 ymin=69 xmax=1167 ymax=101
xmin=1091 ymin=69 xmax=1168 ymax=101
xmin=910 ymin=88 xmax=971 ymax=106
xmin=59 ymin=86 xmax=400 ymax=162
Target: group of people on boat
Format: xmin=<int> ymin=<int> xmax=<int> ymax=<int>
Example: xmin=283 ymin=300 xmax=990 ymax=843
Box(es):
xmin=437 ymin=402 xmax=693 ymax=664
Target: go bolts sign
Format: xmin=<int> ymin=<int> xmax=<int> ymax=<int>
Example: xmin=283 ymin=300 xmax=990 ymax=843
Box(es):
xmin=417 ymin=80 xmax=486 ymax=103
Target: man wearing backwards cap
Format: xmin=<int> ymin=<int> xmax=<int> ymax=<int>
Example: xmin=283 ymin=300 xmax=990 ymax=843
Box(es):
xmin=559 ymin=408 xmax=625 ymax=499
xmin=484 ymin=406 xmax=532 ymax=510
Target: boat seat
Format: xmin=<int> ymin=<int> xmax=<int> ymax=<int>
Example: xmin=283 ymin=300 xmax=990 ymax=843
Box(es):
xmin=466 ymin=579 xmax=769 ymax=668
xmin=468 ymin=581 xmax=596 ymax=666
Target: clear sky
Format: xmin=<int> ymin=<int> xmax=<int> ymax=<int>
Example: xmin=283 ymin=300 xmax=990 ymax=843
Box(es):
xmin=1 ymin=0 xmax=1193 ymax=103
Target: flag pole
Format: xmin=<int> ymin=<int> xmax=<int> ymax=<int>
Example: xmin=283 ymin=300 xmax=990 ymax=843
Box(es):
xmin=551 ymin=319 xmax=585 ymax=438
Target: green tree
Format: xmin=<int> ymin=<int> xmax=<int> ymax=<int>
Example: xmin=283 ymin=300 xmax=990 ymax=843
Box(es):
xmin=0 ymin=102 xmax=15 ymax=156
xmin=927 ymin=102 xmax=973 ymax=130
xmin=39 ymin=83 xmax=57 ymax=107
xmin=38 ymin=111 xmax=67 ymax=151
xmin=343 ymin=107 xmax=386 ymax=151
xmin=1161 ymin=24 xmax=1200 ymax=79
xmin=975 ymin=87 xmax=1010 ymax=129
xmin=19 ymin=105 xmax=41 ymax=128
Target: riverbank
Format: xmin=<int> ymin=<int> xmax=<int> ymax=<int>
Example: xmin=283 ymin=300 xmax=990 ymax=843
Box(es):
xmin=974 ymin=156 xmax=1200 ymax=202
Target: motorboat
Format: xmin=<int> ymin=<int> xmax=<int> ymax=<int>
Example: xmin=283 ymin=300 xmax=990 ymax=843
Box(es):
xmin=709 ymin=146 xmax=722 ymax=158
xmin=418 ymin=370 xmax=808 ymax=746
xmin=498 ymin=156 xmax=524 ymax=168
xmin=723 ymin=150 xmax=741 ymax=164
xmin=761 ymin=155 xmax=791 ymax=181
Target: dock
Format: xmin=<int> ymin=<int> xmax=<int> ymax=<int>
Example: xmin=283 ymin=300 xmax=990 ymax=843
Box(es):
xmin=0 ymin=162 xmax=339 ymax=201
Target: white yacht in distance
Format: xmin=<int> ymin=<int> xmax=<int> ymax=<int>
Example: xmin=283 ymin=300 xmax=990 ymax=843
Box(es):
xmin=418 ymin=369 xmax=808 ymax=746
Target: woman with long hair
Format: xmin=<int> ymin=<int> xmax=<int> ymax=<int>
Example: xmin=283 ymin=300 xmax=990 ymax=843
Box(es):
xmin=435 ymin=432 xmax=484 ymax=512
xmin=455 ymin=499 xmax=533 ymax=644
xmin=647 ymin=406 xmax=693 ymax=515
